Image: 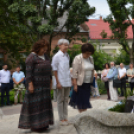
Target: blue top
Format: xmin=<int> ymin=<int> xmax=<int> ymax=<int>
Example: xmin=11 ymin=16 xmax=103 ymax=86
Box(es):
xmin=12 ymin=71 xmax=25 ymax=82
xmin=106 ymin=67 xmax=118 ymax=80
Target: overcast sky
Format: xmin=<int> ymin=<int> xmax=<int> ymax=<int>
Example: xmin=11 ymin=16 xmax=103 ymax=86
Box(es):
xmin=88 ymin=0 xmax=111 ymax=19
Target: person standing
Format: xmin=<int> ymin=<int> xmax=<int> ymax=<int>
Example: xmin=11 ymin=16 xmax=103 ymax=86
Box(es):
xmin=0 ymin=65 xmax=11 ymax=106
xmin=12 ymin=66 xmax=25 ymax=104
xmin=69 ymin=43 xmax=95 ymax=113
xmin=51 ymin=39 xmax=72 ymax=126
xmin=118 ymin=63 xmax=127 ymax=97
xmin=106 ymin=62 xmax=118 ymax=102
xmin=92 ymin=70 xmax=100 ymax=97
xmin=101 ymin=63 xmax=110 ymax=100
xmin=127 ymin=63 xmax=134 ymax=92
xmin=18 ymin=39 xmax=54 ymax=132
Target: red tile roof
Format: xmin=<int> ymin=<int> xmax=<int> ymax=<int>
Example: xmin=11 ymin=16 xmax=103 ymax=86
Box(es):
xmin=86 ymin=19 xmax=133 ymax=39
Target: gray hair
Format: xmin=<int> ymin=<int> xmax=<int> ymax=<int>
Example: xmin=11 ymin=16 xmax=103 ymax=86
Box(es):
xmin=57 ymin=39 xmax=69 ymax=46
xmin=110 ymin=61 xmax=115 ymax=65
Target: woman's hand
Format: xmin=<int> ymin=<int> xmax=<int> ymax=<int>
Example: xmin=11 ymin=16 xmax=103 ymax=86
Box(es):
xmin=74 ymin=85 xmax=78 ymax=92
xmin=28 ymin=83 xmax=34 ymax=93
xmin=57 ymin=83 xmax=62 ymax=89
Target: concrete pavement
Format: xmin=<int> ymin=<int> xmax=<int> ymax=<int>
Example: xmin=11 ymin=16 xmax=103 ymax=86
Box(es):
xmin=0 ymin=95 xmax=124 ymax=134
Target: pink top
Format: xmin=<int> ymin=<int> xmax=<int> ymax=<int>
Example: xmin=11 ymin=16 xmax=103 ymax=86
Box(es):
xmin=101 ymin=69 xmax=109 ymax=80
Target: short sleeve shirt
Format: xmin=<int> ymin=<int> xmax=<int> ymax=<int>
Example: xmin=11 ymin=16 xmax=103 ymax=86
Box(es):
xmin=12 ymin=71 xmax=25 ymax=83
xmin=51 ymin=50 xmax=71 ymax=87
xmin=118 ymin=68 xmax=126 ymax=78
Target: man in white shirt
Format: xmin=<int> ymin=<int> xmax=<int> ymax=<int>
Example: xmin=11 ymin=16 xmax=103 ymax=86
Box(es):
xmin=118 ymin=63 xmax=127 ymax=96
xmin=12 ymin=66 xmax=25 ymax=104
xmin=51 ymin=39 xmax=71 ymax=126
xmin=0 ymin=65 xmax=11 ymax=106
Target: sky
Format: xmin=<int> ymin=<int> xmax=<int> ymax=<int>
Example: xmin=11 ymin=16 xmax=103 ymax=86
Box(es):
xmin=88 ymin=0 xmax=111 ymax=19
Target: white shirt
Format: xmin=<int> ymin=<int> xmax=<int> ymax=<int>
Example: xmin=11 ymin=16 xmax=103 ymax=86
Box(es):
xmin=51 ymin=50 xmax=72 ymax=87
xmin=83 ymin=58 xmax=94 ymax=83
xmin=118 ymin=68 xmax=126 ymax=78
xmin=0 ymin=69 xmax=11 ymax=85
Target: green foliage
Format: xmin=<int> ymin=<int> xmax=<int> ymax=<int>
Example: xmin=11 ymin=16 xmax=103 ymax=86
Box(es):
xmin=0 ymin=0 xmax=34 ymax=67
xmin=97 ymin=78 xmax=107 ymax=95
xmin=100 ymin=30 xmax=108 ymax=39
xmin=68 ymin=44 xmax=81 ymax=66
xmin=8 ymin=0 xmax=95 ymax=52
xmin=91 ymin=40 xmax=114 ymax=70
xmin=51 ymin=90 xmax=53 ymax=100
xmin=114 ymin=49 xmax=130 ymax=65
xmin=109 ymin=103 xmax=125 ymax=113
xmin=104 ymin=0 xmax=134 ymax=63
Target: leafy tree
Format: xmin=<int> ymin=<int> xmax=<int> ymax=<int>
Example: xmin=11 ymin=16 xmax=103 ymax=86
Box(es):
xmin=114 ymin=49 xmax=130 ymax=65
xmin=100 ymin=30 xmax=107 ymax=39
xmin=0 ymin=0 xmax=34 ymax=67
xmin=103 ymin=0 xmax=134 ymax=63
xmin=9 ymin=0 xmax=95 ymax=52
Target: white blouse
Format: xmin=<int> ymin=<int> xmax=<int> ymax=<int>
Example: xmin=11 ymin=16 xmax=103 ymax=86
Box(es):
xmin=83 ymin=58 xmax=94 ymax=83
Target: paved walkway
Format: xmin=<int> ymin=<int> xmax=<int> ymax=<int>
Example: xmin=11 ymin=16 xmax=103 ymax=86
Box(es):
xmin=0 ymin=95 xmax=124 ymax=134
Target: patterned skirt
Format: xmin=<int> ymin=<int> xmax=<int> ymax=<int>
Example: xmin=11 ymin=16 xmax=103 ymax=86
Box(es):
xmin=18 ymin=87 xmax=54 ymax=129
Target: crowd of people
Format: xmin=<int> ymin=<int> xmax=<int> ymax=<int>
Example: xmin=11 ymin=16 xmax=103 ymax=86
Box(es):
xmin=0 ymin=38 xmax=134 ymax=132
xmin=0 ymin=65 xmax=25 ymax=106
xmin=101 ymin=62 xmax=134 ymax=102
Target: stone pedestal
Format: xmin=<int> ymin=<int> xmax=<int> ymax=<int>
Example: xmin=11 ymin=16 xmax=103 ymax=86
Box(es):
xmin=125 ymin=96 xmax=134 ymax=113
xmin=74 ymin=109 xmax=134 ymax=134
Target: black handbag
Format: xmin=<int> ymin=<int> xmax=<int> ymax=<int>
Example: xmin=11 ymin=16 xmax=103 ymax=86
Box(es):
xmin=113 ymin=78 xmax=121 ymax=88
xmin=131 ymin=78 xmax=134 ymax=83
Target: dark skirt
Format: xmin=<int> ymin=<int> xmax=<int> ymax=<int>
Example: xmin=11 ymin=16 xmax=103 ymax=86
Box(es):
xmin=69 ymin=83 xmax=92 ymax=109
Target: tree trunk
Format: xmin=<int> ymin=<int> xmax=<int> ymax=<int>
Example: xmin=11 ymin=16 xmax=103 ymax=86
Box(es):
xmin=130 ymin=49 xmax=134 ymax=64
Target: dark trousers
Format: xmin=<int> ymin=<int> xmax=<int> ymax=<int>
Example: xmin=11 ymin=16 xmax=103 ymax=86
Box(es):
xmin=1 ymin=83 xmax=10 ymax=105
xmin=130 ymin=82 xmax=134 ymax=92
xmin=120 ymin=78 xmax=126 ymax=96
xmin=105 ymin=82 xmax=110 ymax=100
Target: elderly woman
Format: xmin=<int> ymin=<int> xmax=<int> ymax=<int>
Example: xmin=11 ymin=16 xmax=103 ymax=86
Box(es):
xmin=51 ymin=39 xmax=72 ymax=126
xmin=18 ymin=39 xmax=54 ymax=132
xmin=106 ymin=62 xmax=118 ymax=101
xmin=69 ymin=43 xmax=95 ymax=113
xmin=101 ymin=63 xmax=110 ymax=100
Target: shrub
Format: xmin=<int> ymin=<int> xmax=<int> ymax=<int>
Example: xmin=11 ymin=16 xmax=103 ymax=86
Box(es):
xmin=109 ymin=103 xmax=125 ymax=113
xmin=97 ymin=78 xmax=107 ymax=95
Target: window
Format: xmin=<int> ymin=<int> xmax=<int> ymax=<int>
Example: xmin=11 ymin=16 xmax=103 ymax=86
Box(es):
xmin=90 ymin=24 xmax=97 ymax=26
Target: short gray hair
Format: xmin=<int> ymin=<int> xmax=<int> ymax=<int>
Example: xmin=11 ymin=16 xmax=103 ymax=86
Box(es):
xmin=110 ymin=61 xmax=115 ymax=65
xmin=57 ymin=39 xmax=69 ymax=46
